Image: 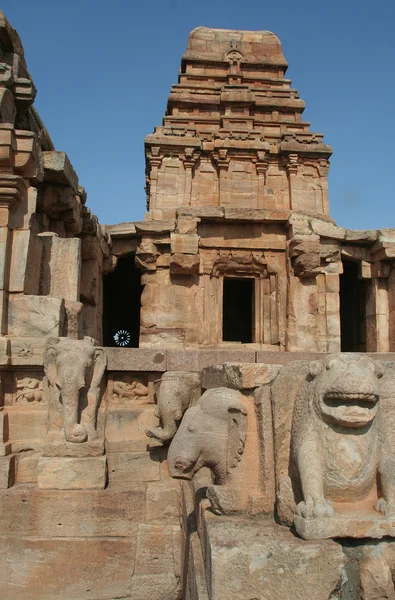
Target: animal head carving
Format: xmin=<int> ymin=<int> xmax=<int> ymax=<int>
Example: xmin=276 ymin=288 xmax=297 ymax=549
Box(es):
xmin=308 ymin=354 xmax=383 ymax=428
xmin=44 ymin=337 xmax=107 ymax=443
xmin=168 ymin=387 xmax=247 ymax=485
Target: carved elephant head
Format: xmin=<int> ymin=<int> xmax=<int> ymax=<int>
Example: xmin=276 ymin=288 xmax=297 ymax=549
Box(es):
xmin=168 ymin=387 xmax=247 ymax=485
xmin=44 ymin=337 xmax=107 ymax=443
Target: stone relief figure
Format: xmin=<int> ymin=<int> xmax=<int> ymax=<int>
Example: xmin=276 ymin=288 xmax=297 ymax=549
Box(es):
xmin=168 ymin=387 xmax=248 ymax=514
xmin=44 ymin=337 xmax=107 ymax=443
xmin=113 ymin=379 xmax=148 ymax=402
xmin=16 ymin=376 xmax=43 ymax=403
xmin=145 ymin=371 xmax=201 ymax=446
xmin=290 ymin=354 xmax=395 ymax=539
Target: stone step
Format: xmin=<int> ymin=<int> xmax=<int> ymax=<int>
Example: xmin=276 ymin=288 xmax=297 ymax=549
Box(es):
xmin=0 ymin=485 xmax=145 ymax=537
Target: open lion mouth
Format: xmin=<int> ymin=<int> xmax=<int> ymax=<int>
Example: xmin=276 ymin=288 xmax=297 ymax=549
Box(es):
xmin=324 ymin=392 xmax=378 ymax=409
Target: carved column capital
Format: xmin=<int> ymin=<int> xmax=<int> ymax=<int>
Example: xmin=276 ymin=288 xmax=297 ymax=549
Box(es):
xmin=285 ymin=153 xmax=299 ymax=176
xmin=211 ymin=148 xmax=229 ymax=171
xmin=147 ymin=146 xmax=163 ymax=170
xmin=254 ymin=150 xmax=269 ymax=176
xmin=182 ymin=147 xmax=199 ymax=170
xmin=0 ymin=173 xmax=26 ymax=211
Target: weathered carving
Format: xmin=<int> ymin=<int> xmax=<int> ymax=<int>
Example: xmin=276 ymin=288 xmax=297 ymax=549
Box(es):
xmin=112 ymin=379 xmax=148 ymax=401
xmin=290 ymin=354 xmax=395 ymax=538
xmin=16 ymin=376 xmax=43 ymax=403
xmin=168 ymin=387 xmax=248 ymax=513
xmin=44 ymin=337 xmax=107 ymax=443
xmin=145 ymin=371 xmax=201 ymax=446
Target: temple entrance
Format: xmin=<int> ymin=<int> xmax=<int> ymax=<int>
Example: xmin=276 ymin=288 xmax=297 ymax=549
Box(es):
xmin=222 ymin=277 xmax=254 ymax=343
xmin=340 ymin=260 xmax=366 ymax=351
xmin=103 ymin=254 xmax=142 ymax=348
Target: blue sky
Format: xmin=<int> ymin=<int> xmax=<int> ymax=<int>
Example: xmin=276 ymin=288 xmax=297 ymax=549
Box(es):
xmin=4 ymin=0 xmax=395 ymax=229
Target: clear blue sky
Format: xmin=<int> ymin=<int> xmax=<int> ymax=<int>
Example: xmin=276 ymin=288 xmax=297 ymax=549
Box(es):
xmin=4 ymin=0 xmax=395 ymax=229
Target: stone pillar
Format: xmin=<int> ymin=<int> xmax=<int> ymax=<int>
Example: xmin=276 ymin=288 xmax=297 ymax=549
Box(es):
xmin=366 ymin=278 xmax=390 ymax=352
xmin=325 ymin=273 xmax=341 ymax=353
xmin=255 ymin=151 xmax=269 ymax=209
xmin=182 ymin=148 xmax=198 ymax=206
xmin=318 ymin=159 xmax=330 ymax=215
xmin=146 ymin=146 xmax=162 ymax=212
xmin=212 ymin=149 xmax=229 ymax=206
xmin=388 ymin=267 xmax=395 ymax=351
xmin=285 ymin=153 xmax=299 ymax=211
xmin=0 ymin=174 xmax=25 ymax=333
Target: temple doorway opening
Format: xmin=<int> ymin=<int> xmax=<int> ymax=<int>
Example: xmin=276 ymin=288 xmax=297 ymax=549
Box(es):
xmin=340 ymin=259 xmax=366 ymax=351
xmin=103 ymin=253 xmax=142 ymax=348
xmin=222 ymin=277 xmax=254 ymax=343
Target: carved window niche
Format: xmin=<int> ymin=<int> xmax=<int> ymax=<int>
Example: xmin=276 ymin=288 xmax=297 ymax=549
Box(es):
xmin=211 ymin=253 xmax=280 ymax=347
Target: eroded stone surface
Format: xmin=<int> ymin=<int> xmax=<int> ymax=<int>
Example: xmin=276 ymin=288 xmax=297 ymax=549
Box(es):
xmin=204 ymin=514 xmax=345 ymax=600
xmin=37 ymin=455 xmax=107 ymax=490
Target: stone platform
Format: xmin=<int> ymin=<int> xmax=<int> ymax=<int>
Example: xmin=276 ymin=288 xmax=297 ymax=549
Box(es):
xmin=295 ymin=511 xmax=395 ymax=540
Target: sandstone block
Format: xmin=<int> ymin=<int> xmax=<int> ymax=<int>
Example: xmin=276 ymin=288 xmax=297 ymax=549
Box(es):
xmin=64 ymin=299 xmax=83 ymax=339
xmin=202 ymin=362 xmax=282 ymax=390
xmin=42 ymin=439 xmax=104 ymax=458
xmin=0 ymin=486 xmax=145 ymax=537
xmin=205 ymin=515 xmax=344 ymax=600
xmin=38 ymin=233 xmax=81 ymax=301
xmin=43 ymin=150 xmax=78 ymax=190
xmin=0 ymin=536 xmax=136 ymax=600
xmin=134 ymin=219 xmax=176 ymax=233
xmin=129 ymin=574 xmax=180 ymax=600
xmin=8 ymin=407 xmax=47 ymax=450
xmin=9 ymin=336 xmax=46 ymax=366
xmin=170 ymin=252 xmax=200 ymax=274
xmin=311 ymin=218 xmax=346 ymax=240
xmin=15 ymin=450 xmax=38 ymax=483
xmin=105 ymin=404 xmax=158 ymax=453
xmin=294 ymin=513 xmax=395 ymax=540
xmin=9 ymin=229 xmax=42 ymax=294
xmin=134 ymin=523 xmax=179 ymax=575
xmin=167 ymin=349 xmax=256 ymax=371
xmin=106 ymin=347 xmax=166 ymax=371
xmin=0 ymin=455 xmax=14 ymax=488
xmin=8 ymin=295 xmax=65 ymax=337
xmin=177 ymin=215 xmax=200 ymax=234
xmin=359 ymin=554 xmax=395 ymax=600
xmin=37 ymin=455 xmax=107 ymax=490
xmin=146 ymin=481 xmax=180 ymax=523
xmin=107 ymin=450 xmax=160 ymax=488
xmin=171 ymin=233 xmax=199 ymax=254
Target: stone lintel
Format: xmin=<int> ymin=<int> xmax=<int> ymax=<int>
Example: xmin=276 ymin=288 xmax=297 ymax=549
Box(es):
xmin=106 ymin=348 xmax=167 ymax=372
xmin=104 ymin=222 xmax=137 ymax=237
xmin=134 ymin=220 xmax=176 ymax=234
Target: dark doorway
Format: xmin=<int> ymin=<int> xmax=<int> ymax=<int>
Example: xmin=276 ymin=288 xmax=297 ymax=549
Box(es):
xmin=103 ymin=254 xmax=142 ymax=348
xmin=340 ymin=260 xmax=366 ymax=352
xmin=222 ymin=277 xmax=254 ymax=343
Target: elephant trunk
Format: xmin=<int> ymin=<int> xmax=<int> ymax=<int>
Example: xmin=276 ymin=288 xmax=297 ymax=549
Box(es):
xmin=62 ymin=386 xmax=87 ymax=443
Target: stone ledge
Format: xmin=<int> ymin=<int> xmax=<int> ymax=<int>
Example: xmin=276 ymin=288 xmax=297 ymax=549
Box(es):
xmin=0 ymin=536 xmax=136 ymax=600
xmin=294 ymin=511 xmax=395 ymax=540
xmin=106 ymin=348 xmax=166 ymax=371
xmin=0 ymin=486 xmax=145 ymax=536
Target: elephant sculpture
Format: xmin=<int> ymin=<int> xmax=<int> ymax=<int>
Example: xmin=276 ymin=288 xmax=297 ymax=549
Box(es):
xmin=44 ymin=337 xmax=107 ymax=443
xmin=168 ymin=387 xmax=250 ymax=514
xmin=146 ymin=371 xmax=201 ymax=446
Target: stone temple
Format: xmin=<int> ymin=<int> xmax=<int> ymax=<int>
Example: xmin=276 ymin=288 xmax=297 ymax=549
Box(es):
xmin=1 ymin=14 xmax=395 ymax=600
